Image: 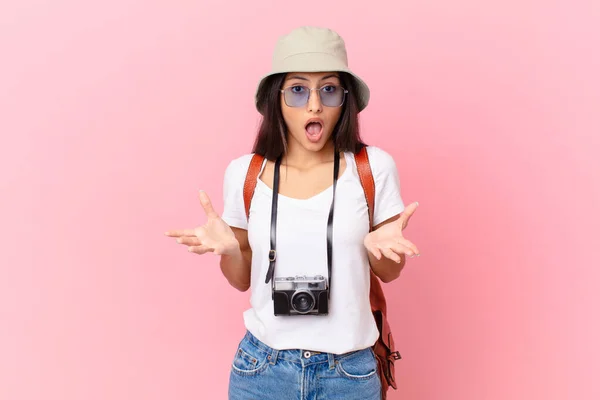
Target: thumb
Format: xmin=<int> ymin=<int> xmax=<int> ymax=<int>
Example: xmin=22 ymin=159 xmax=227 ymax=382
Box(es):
xmin=199 ymin=190 xmax=219 ymax=219
xmin=398 ymin=201 xmax=419 ymax=229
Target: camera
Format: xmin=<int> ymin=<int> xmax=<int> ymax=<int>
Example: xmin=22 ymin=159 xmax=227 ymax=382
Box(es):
xmin=272 ymin=275 xmax=329 ymax=316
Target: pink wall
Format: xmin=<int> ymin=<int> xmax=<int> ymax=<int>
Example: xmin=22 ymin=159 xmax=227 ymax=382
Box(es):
xmin=1 ymin=1 xmax=598 ymax=399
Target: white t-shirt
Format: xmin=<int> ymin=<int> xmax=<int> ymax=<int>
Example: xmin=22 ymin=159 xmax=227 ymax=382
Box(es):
xmin=221 ymin=146 xmax=405 ymax=354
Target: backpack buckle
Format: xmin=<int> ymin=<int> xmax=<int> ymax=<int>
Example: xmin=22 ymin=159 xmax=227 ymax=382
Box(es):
xmin=269 ymin=250 xmax=276 ymax=262
xmin=390 ymin=351 xmax=401 ymax=360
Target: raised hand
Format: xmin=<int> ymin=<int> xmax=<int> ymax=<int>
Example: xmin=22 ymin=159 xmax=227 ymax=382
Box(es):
xmin=363 ymin=201 xmax=420 ymax=263
xmin=165 ymin=190 xmax=240 ymax=256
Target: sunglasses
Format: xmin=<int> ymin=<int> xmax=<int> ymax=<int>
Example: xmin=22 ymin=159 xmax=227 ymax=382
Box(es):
xmin=279 ymin=85 xmax=348 ymax=108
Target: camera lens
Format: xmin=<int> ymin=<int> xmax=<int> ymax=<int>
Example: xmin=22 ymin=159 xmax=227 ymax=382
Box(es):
xmin=291 ymin=291 xmax=315 ymax=314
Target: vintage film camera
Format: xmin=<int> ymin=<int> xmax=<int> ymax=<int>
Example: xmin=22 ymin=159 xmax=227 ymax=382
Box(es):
xmin=272 ymin=275 xmax=329 ymax=316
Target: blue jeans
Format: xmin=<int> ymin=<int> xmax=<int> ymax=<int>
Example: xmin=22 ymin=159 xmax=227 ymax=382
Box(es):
xmin=228 ymin=330 xmax=382 ymax=400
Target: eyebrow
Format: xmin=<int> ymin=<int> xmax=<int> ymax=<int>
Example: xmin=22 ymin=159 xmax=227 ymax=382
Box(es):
xmin=285 ymin=74 xmax=340 ymax=82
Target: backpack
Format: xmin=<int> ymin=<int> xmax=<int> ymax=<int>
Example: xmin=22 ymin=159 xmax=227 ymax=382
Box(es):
xmin=242 ymin=146 xmax=401 ymax=399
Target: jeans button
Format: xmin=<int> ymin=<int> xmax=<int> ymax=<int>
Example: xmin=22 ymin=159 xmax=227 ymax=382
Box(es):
xmin=303 ymin=351 xmax=311 ymax=358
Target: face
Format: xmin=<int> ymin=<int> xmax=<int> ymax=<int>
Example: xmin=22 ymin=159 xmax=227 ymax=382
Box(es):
xmin=280 ymin=72 xmax=345 ymax=154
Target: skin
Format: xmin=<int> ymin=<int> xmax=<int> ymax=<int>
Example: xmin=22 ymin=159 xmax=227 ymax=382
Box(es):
xmin=165 ymin=71 xmax=420 ymax=291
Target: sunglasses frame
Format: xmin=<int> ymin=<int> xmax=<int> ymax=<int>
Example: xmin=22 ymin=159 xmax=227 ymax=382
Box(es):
xmin=279 ymin=84 xmax=349 ymax=108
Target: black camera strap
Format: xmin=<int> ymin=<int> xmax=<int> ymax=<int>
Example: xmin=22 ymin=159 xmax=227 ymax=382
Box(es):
xmin=265 ymin=150 xmax=340 ymax=298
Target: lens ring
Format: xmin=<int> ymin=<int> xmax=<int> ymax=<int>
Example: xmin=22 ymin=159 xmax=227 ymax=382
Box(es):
xmin=291 ymin=290 xmax=315 ymax=314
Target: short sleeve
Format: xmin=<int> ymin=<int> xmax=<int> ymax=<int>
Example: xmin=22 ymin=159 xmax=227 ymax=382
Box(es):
xmin=221 ymin=154 xmax=253 ymax=230
xmin=368 ymin=146 xmax=406 ymax=226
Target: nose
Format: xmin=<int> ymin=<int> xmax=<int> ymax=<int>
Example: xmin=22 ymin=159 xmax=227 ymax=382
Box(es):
xmin=306 ymin=88 xmax=322 ymax=113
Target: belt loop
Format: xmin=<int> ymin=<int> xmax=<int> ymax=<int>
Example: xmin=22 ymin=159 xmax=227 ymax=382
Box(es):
xmin=328 ymin=353 xmax=335 ymax=370
xmin=269 ymin=349 xmax=279 ymax=365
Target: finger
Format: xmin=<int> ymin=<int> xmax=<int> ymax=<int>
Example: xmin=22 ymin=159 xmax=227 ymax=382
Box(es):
xmin=397 ymin=202 xmax=419 ymax=229
xmin=176 ymin=237 xmax=202 ymax=246
xmin=392 ymin=240 xmax=420 ymax=257
xmin=367 ymin=245 xmax=382 ymax=260
xmin=164 ymin=229 xmax=196 ymax=237
xmin=188 ymin=245 xmax=212 ymax=255
xmin=398 ymin=237 xmax=420 ymax=256
xmin=213 ymin=244 xmax=227 ymax=256
xmin=199 ymin=190 xmax=219 ymax=219
xmin=378 ymin=246 xmax=403 ymax=263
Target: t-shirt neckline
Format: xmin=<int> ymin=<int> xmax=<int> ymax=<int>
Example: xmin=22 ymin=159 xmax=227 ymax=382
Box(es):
xmin=256 ymin=151 xmax=352 ymax=203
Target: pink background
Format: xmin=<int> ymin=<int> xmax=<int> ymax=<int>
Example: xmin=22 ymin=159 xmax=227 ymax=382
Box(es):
xmin=1 ymin=1 xmax=599 ymax=399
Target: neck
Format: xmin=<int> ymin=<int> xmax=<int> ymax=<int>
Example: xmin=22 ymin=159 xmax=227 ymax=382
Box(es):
xmin=283 ymin=139 xmax=336 ymax=168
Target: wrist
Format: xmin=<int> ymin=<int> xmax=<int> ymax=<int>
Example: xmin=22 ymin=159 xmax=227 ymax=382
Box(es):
xmin=221 ymin=239 xmax=241 ymax=258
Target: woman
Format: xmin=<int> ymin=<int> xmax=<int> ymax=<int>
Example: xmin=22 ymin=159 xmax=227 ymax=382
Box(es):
xmin=166 ymin=26 xmax=419 ymax=399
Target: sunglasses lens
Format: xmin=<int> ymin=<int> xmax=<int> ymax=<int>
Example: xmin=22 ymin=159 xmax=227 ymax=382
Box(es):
xmin=284 ymin=86 xmax=309 ymax=107
xmin=320 ymin=86 xmax=344 ymax=107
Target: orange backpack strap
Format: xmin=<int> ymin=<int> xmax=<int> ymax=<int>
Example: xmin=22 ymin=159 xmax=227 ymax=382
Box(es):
xmin=355 ymin=145 xmax=400 ymax=398
xmin=243 ymin=153 xmax=265 ymax=220
xmin=355 ymin=146 xmax=375 ymax=231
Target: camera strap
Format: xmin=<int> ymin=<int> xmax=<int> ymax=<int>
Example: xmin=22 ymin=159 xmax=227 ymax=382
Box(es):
xmin=264 ymin=150 xmax=340 ymax=297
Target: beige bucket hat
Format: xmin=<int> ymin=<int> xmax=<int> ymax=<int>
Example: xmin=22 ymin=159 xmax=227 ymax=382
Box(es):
xmin=255 ymin=26 xmax=370 ymax=114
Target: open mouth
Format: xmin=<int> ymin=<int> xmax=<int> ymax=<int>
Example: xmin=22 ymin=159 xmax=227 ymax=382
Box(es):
xmin=305 ymin=119 xmax=324 ymax=143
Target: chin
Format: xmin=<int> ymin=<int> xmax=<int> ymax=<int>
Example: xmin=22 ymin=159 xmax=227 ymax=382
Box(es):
xmin=303 ymin=138 xmax=333 ymax=153
xmin=303 ymin=140 xmax=327 ymax=151
xmin=298 ymin=130 xmax=333 ymax=150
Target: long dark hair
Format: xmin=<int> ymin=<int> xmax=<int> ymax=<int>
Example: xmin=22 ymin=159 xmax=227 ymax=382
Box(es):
xmin=252 ymin=72 xmax=366 ymax=160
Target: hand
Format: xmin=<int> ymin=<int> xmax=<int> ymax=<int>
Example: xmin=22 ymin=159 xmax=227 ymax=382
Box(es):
xmin=165 ymin=190 xmax=240 ymax=256
xmin=363 ymin=202 xmax=420 ymax=263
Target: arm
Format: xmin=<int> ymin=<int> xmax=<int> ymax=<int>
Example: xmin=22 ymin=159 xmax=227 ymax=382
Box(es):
xmin=360 ymin=147 xmax=420 ymax=284
xmin=219 ymin=227 xmax=252 ymax=292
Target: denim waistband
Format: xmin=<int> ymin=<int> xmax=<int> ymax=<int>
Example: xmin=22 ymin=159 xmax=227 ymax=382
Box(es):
xmin=242 ymin=330 xmax=369 ymax=367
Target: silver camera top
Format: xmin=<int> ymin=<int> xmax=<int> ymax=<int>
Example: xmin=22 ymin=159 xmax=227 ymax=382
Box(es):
xmin=275 ymin=274 xmax=325 ymax=282
xmin=273 ymin=274 xmax=327 ymax=291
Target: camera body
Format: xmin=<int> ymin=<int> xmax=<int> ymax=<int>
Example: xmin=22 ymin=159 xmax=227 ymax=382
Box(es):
xmin=272 ymin=275 xmax=329 ymax=316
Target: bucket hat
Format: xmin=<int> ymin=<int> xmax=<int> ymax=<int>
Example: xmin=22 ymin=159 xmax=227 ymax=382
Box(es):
xmin=255 ymin=26 xmax=370 ymax=114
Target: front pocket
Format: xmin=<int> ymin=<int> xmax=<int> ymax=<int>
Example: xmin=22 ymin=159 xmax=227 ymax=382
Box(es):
xmin=231 ymin=345 xmax=269 ymax=377
xmin=336 ymin=348 xmax=378 ymax=381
